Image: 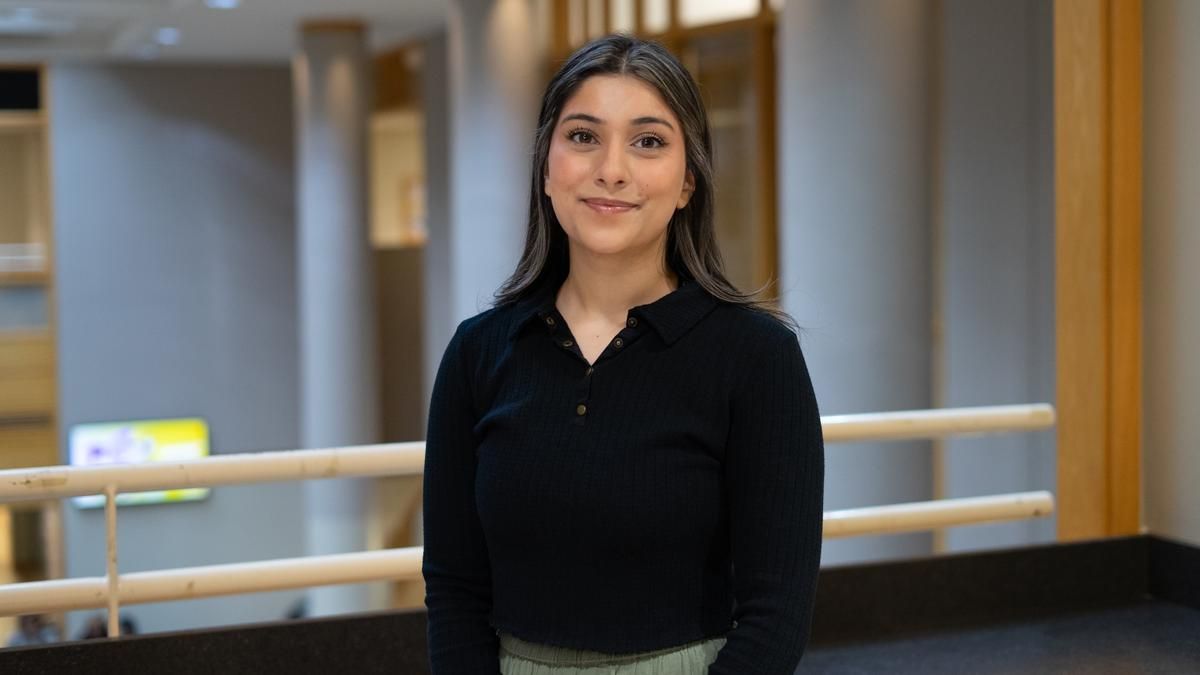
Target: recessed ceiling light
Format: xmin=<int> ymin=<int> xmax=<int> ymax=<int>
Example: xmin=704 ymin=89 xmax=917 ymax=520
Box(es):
xmin=155 ymin=26 xmax=180 ymax=46
xmin=205 ymin=0 xmax=240 ymax=8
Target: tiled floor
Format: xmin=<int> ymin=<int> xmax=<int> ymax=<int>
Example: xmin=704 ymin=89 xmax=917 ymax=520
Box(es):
xmin=803 ymin=600 xmax=1200 ymax=674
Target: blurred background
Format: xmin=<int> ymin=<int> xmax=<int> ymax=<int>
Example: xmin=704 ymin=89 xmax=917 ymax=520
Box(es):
xmin=0 ymin=0 xmax=1194 ymax=649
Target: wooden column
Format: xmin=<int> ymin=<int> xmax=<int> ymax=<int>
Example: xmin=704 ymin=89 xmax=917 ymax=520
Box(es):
xmin=1054 ymin=0 xmax=1142 ymax=540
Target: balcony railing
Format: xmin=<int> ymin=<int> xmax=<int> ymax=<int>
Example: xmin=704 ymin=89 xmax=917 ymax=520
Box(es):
xmin=0 ymin=402 xmax=1056 ymax=637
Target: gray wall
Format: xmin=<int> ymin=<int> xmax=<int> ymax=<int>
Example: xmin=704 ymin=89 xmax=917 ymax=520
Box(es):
xmin=1145 ymin=0 xmax=1200 ymax=547
xmin=51 ymin=64 xmax=305 ymax=635
xmin=420 ymin=29 xmax=452 ymax=438
xmin=779 ymin=0 xmax=1055 ymax=564
xmin=936 ymin=0 xmax=1056 ymax=552
xmin=779 ymin=0 xmax=936 ymax=567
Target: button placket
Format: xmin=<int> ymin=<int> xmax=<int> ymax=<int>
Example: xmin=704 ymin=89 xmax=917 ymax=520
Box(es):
xmin=544 ymin=310 xmax=586 ymax=363
xmin=546 ymin=309 xmax=647 ymax=425
xmin=574 ymin=358 xmax=594 ymax=425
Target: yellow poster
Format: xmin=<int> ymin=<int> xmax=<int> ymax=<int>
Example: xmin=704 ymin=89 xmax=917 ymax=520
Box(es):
xmin=69 ymin=418 xmax=211 ymax=508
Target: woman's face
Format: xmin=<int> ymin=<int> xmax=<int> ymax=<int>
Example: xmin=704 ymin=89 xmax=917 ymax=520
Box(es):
xmin=544 ymin=74 xmax=694 ymax=261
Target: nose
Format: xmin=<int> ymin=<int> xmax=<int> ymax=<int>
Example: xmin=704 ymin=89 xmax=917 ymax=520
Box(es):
xmin=595 ymin=141 xmax=629 ymax=189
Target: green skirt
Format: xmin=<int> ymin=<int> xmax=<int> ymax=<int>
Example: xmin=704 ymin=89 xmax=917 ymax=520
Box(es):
xmin=498 ymin=630 xmax=728 ymax=675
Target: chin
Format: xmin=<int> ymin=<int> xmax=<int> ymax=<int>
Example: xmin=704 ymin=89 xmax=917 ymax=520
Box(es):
xmin=571 ymin=228 xmax=639 ymax=256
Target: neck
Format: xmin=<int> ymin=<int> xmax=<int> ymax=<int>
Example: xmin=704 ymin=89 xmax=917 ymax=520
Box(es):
xmin=558 ymin=240 xmax=679 ymax=321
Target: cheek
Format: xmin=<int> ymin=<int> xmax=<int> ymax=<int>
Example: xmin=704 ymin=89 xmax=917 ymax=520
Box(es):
xmin=546 ymin=144 xmax=590 ymax=191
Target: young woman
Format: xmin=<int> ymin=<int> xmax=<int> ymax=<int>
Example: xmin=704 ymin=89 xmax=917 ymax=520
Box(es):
xmin=423 ymin=34 xmax=824 ymax=675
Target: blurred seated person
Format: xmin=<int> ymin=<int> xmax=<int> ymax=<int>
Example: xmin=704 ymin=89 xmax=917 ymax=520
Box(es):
xmin=7 ymin=614 xmax=61 ymax=647
xmin=77 ymin=613 xmax=137 ymax=639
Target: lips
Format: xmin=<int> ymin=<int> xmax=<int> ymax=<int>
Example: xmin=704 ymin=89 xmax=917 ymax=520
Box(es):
xmin=583 ymin=198 xmax=639 ymax=214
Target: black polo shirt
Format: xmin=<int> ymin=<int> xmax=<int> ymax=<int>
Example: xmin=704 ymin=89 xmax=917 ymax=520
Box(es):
xmin=422 ymin=276 xmax=825 ymax=675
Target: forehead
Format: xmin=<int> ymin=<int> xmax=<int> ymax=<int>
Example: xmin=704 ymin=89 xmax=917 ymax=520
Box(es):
xmin=559 ymin=74 xmax=677 ymax=123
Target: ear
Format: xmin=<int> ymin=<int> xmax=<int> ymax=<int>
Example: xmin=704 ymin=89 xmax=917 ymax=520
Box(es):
xmin=676 ymin=170 xmax=695 ymax=210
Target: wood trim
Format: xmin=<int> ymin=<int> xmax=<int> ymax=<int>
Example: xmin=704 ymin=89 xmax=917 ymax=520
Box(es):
xmin=1054 ymin=0 xmax=1142 ymax=540
xmin=551 ymin=0 xmax=570 ymax=64
xmin=751 ymin=16 xmax=778 ymax=298
xmin=37 ymin=62 xmax=55 ymax=286
xmin=1107 ymin=0 xmax=1142 ymax=536
xmin=373 ymin=46 xmax=421 ymax=112
xmin=299 ymin=20 xmax=366 ymax=34
xmin=1056 ymin=0 xmax=1108 ymax=540
xmin=0 ymin=111 xmax=44 ymax=129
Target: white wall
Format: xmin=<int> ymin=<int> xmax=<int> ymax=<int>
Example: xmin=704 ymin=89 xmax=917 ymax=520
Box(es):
xmin=779 ymin=0 xmax=1056 ymax=564
xmin=51 ymin=64 xmax=306 ymax=636
xmin=1144 ymin=0 xmax=1200 ymax=547
xmin=936 ymin=0 xmax=1056 ymax=552
xmin=778 ymin=0 xmax=935 ymax=566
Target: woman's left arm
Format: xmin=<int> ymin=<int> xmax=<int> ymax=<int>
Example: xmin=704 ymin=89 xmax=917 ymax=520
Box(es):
xmin=708 ymin=329 xmax=825 ymax=675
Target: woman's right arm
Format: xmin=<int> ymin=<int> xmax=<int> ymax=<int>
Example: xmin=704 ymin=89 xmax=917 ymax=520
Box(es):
xmin=422 ymin=322 xmax=502 ymax=674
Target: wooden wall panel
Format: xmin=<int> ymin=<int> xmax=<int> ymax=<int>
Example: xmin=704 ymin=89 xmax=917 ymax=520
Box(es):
xmin=0 ymin=424 xmax=55 ymax=469
xmin=1107 ymin=0 xmax=1143 ymax=538
xmin=1054 ymin=0 xmax=1142 ymax=540
xmin=0 ymin=333 xmax=56 ymax=468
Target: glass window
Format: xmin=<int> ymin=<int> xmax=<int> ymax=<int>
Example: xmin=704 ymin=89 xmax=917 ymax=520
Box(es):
xmin=682 ymin=30 xmax=770 ymax=294
xmin=369 ymin=111 xmax=427 ymax=249
xmin=610 ymin=0 xmax=635 ymax=34
xmin=569 ymin=0 xmax=586 ymax=47
xmin=587 ymin=0 xmax=605 ymax=38
xmin=0 ymin=120 xmax=47 ymax=275
xmin=642 ymin=0 xmax=670 ymax=33
xmin=0 ymin=287 xmax=47 ymax=330
xmin=680 ymin=0 xmax=759 ymax=28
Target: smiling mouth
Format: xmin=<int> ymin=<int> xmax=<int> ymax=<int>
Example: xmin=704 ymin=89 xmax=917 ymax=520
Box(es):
xmin=583 ymin=199 xmax=639 ymax=214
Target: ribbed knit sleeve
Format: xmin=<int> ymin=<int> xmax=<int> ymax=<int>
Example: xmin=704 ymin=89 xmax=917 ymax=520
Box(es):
xmin=422 ymin=322 xmax=502 ymax=675
xmin=708 ymin=329 xmax=825 ymax=675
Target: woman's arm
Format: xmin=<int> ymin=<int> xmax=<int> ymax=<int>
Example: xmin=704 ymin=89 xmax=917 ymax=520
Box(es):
xmin=422 ymin=322 xmax=502 ymax=674
xmin=708 ymin=329 xmax=826 ymax=675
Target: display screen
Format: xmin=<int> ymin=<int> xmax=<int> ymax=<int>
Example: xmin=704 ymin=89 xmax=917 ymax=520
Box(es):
xmin=69 ymin=418 xmax=212 ymax=508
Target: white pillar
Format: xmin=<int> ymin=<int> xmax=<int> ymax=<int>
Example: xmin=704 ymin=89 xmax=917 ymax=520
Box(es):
xmin=414 ymin=0 xmax=545 ymax=548
xmin=778 ymin=0 xmax=934 ymax=565
xmin=294 ymin=20 xmax=380 ymax=616
xmin=421 ymin=29 xmax=452 ymax=435
xmin=443 ymin=0 xmax=545 ymax=322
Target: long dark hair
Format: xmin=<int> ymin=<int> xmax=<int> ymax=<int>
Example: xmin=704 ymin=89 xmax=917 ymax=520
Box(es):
xmin=492 ymin=33 xmax=797 ymax=333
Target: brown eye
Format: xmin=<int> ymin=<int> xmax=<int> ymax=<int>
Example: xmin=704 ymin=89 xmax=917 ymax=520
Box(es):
xmin=636 ymin=134 xmax=666 ymax=149
xmin=567 ymin=128 xmax=596 ymax=144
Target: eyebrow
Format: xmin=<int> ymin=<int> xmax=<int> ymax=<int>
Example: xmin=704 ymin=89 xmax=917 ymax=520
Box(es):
xmin=560 ymin=112 xmax=676 ymax=132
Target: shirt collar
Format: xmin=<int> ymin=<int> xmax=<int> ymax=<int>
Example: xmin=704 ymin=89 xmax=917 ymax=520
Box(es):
xmin=506 ymin=277 xmax=719 ymax=346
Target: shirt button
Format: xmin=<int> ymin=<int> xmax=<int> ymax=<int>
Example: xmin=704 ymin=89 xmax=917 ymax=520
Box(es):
xmin=545 ymin=316 xmax=556 ymax=326
xmin=613 ymin=337 xmax=624 ymax=348
xmin=586 ymin=366 xmax=594 ymax=376
xmin=627 ymin=317 xmax=638 ymax=328
xmin=562 ymin=339 xmax=573 ymax=348
xmin=576 ymin=403 xmax=587 ymax=416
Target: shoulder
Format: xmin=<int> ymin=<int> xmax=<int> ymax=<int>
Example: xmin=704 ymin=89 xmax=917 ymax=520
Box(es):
xmin=707 ymin=301 xmax=801 ymax=353
xmin=693 ymin=301 xmax=806 ymax=394
xmin=452 ymin=304 xmax=509 ymax=345
xmin=443 ymin=300 xmax=523 ymax=368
